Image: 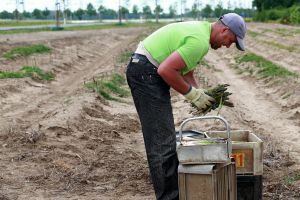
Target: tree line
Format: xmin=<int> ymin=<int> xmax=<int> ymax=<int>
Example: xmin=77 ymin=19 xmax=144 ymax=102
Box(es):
xmin=0 ymin=2 xmax=254 ymax=21
xmin=253 ymin=0 xmax=300 ymax=24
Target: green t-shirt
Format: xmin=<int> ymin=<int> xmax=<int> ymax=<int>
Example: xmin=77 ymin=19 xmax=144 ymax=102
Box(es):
xmin=143 ymin=21 xmax=211 ymax=75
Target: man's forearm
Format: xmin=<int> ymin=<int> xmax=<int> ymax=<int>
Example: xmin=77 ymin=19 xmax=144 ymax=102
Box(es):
xmin=157 ymin=51 xmax=191 ymax=94
xmin=158 ymin=67 xmax=191 ymax=94
xmin=183 ymin=71 xmax=199 ymax=88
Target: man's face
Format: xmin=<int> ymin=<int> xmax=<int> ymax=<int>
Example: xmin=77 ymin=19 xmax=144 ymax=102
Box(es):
xmin=211 ymin=27 xmax=237 ymax=50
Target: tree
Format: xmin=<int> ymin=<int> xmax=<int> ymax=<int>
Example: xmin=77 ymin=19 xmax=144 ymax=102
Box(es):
xmin=12 ymin=9 xmax=20 ymax=20
xmin=22 ymin=11 xmax=31 ymax=19
xmin=98 ymin=5 xmax=105 ymax=21
xmin=201 ymin=4 xmax=212 ymax=18
xmin=86 ymin=3 xmax=97 ymax=18
xmin=32 ymin=9 xmax=43 ymax=19
xmin=74 ymin=8 xmax=85 ymax=20
xmin=132 ymin=5 xmax=139 ymax=18
xmin=290 ymin=6 xmax=300 ymax=24
xmin=155 ymin=5 xmax=163 ymax=22
xmin=143 ymin=5 xmax=152 ymax=19
xmin=65 ymin=9 xmax=72 ymax=19
xmin=0 ymin=11 xmax=13 ymax=19
xmin=42 ymin=8 xmax=50 ymax=19
xmin=121 ymin=6 xmax=129 ymax=19
xmin=214 ymin=4 xmax=223 ymax=17
xmin=191 ymin=3 xmax=198 ymax=19
xmin=169 ymin=5 xmax=176 ymax=18
xmin=253 ymin=0 xmax=294 ymax=11
xmin=118 ymin=0 xmax=122 ymax=24
xmin=102 ymin=8 xmax=117 ymax=19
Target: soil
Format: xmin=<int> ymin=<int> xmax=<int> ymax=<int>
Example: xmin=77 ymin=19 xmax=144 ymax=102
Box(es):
xmin=0 ymin=23 xmax=299 ymax=200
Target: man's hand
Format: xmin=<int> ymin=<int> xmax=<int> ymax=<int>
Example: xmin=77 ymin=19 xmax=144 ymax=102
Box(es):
xmin=184 ymin=86 xmax=215 ymax=112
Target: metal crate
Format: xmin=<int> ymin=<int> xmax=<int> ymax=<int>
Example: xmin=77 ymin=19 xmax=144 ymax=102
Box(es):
xmin=178 ymin=160 xmax=237 ymax=200
xmin=177 ymin=116 xmax=232 ymax=164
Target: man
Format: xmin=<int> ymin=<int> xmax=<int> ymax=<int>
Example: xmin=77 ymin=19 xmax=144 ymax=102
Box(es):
xmin=126 ymin=13 xmax=246 ymax=200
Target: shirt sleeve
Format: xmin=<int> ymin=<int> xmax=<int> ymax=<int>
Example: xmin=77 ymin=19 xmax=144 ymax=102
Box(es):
xmin=177 ymin=36 xmax=207 ymax=75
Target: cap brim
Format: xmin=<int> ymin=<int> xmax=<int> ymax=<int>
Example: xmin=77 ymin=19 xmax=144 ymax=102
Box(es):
xmin=236 ymin=37 xmax=245 ymax=51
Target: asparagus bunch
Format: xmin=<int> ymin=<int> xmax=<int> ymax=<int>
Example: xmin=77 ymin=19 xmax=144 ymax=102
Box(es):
xmin=204 ymin=84 xmax=234 ymax=112
xmin=191 ymin=84 xmax=234 ymax=114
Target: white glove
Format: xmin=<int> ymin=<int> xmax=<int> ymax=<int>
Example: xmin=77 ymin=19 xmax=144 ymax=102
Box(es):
xmin=184 ymin=86 xmax=215 ymax=112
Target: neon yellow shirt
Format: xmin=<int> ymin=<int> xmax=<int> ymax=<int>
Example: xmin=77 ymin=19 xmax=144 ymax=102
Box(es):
xmin=143 ymin=21 xmax=211 ymax=75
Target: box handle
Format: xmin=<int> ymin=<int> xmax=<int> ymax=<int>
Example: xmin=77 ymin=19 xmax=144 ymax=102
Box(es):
xmin=179 ymin=115 xmax=232 ymax=158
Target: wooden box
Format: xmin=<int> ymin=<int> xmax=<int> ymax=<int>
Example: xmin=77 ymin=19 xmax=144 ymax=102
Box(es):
xmin=178 ymin=161 xmax=237 ymax=200
xmin=206 ymin=130 xmax=263 ymax=175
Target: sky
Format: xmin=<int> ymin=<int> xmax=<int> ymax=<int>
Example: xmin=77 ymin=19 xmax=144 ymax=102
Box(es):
xmin=0 ymin=0 xmax=253 ymax=13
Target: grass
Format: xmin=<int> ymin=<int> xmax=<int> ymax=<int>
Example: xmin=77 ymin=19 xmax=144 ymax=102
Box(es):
xmin=0 ymin=27 xmax=53 ymax=35
xmin=0 ymin=22 xmax=165 ymax=35
xmin=84 ymin=73 xmax=129 ymax=101
xmin=236 ymin=53 xmax=298 ymax=78
xmin=247 ymin=30 xmax=259 ymax=37
xmin=3 ymin=44 xmax=51 ymax=60
xmin=285 ymin=173 xmax=300 ymax=185
xmin=0 ymin=66 xmax=55 ymax=80
xmin=117 ymin=50 xmax=132 ymax=63
xmin=261 ymin=28 xmax=300 ymax=37
xmin=282 ymin=92 xmax=293 ymax=99
xmin=0 ymin=20 xmax=56 ymax=27
xmin=200 ymin=60 xmax=222 ymax=72
xmin=261 ymin=40 xmax=296 ymax=52
xmin=276 ymin=28 xmax=300 ymax=36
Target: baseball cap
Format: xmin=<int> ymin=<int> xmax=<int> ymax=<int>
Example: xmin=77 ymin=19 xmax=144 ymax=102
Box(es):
xmin=219 ymin=13 xmax=247 ymax=51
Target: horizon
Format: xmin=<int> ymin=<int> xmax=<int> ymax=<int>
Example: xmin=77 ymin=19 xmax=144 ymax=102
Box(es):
xmin=0 ymin=0 xmax=253 ymax=13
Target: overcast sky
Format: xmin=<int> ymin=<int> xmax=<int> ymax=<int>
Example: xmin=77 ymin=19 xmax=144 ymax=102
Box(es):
xmin=0 ymin=0 xmax=253 ymax=13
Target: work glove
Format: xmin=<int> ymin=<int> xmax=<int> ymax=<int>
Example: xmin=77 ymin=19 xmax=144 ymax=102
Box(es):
xmin=184 ymin=86 xmax=215 ymax=112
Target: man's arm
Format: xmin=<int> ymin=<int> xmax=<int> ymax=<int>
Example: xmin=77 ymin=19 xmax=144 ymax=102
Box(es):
xmin=183 ymin=70 xmax=199 ymax=88
xmin=157 ymin=51 xmax=190 ymax=94
xmin=158 ymin=51 xmax=215 ymax=112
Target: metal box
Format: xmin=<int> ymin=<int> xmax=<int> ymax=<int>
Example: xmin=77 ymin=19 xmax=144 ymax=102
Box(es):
xmin=177 ymin=116 xmax=232 ymax=164
xmin=178 ymin=161 xmax=237 ymax=200
xmin=206 ymin=130 xmax=263 ymax=175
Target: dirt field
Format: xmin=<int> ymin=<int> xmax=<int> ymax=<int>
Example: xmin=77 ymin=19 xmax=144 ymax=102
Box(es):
xmin=0 ymin=23 xmax=299 ymax=200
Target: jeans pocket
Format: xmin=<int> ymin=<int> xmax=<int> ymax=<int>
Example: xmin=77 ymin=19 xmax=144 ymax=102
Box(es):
xmin=141 ymin=73 xmax=160 ymax=85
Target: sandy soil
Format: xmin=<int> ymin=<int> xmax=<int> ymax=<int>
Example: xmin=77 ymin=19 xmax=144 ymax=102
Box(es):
xmin=0 ymin=23 xmax=299 ymax=200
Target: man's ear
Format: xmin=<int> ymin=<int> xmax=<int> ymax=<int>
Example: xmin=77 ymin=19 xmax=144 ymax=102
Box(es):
xmin=221 ymin=26 xmax=229 ymax=33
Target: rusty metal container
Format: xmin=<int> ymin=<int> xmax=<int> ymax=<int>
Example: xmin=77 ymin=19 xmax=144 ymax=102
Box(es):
xmin=206 ymin=130 xmax=263 ymax=175
xmin=177 ymin=116 xmax=232 ymax=164
xmin=178 ymin=160 xmax=237 ymax=200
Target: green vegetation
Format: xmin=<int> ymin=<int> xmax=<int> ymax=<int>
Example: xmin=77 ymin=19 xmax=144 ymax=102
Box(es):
xmin=261 ymin=28 xmax=300 ymax=37
xmin=0 ymin=66 xmax=55 ymax=80
xmin=282 ymin=92 xmax=293 ymax=99
xmin=3 ymin=44 xmax=51 ymax=60
xmin=117 ymin=50 xmax=132 ymax=63
xmin=0 ymin=20 xmax=55 ymax=27
xmin=0 ymin=22 xmax=164 ymax=35
xmin=199 ymin=60 xmax=222 ymax=72
xmin=285 ymin=173 xmax=300 ymax=185
xmin=0 ymin=27 xmax=52 ymax=35
xmin=84 ymin=73 xmax=129 ymax=101
xmin=247 ymin=30 xmax=259 ymax=37
xmin=253 ymin=1 xmax=300 ymax=25
xmin=276 ymin=28 xmax=300 ymax=36
xmin=236 ymin=53 xmax=298 ymax=78
xmin=261 ymin=40 xmax=296 ymax=52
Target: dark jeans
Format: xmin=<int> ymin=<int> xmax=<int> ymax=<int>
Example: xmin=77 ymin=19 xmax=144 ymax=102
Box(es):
xmin=126 ymin=54 xmax=179 ymax=200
